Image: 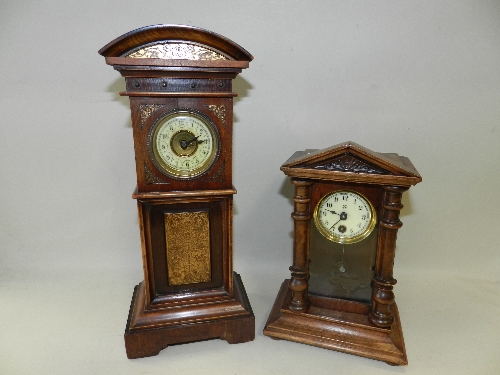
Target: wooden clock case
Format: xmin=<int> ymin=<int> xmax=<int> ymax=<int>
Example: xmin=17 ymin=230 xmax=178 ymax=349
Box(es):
xmin=99 ymin=25 xmax=254 ymax=359
xmin=263 ymin=141 xmax=421 ymax=365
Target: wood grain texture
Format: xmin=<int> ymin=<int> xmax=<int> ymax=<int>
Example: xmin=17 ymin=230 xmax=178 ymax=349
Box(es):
xmin=288 ymin=179 xmax=313 ymax=312
xmin=125 ymin=272 xmax=254 ymax=359
xmin=264 ymin=280 xmax=407 ymax=365
xmin=106 ymin=57 xmax=250 ymax=68
xmin=368 ymin=186 xmax=408 ymax=328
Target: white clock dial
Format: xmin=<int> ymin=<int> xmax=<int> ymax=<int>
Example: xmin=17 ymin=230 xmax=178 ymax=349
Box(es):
xmin=314 ymin=191 xmax=376 ymax=244
xmin=150 ymin=111 xmax=219 ymax=179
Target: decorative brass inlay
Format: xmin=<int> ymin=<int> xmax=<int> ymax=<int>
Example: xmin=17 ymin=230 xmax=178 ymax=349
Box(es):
xmin=144 ymin=163 xmax=169 ymax=185
xmin=206 ymin=105 xmax=226 ymax=124
xmin=165 ymin=211 xmax=211 ymax=286
xmin=140 ymin=104 xmax=164 ymax=129
xmin=127 ymin=43 xmax=228 ymax=61
xmin=205 ymin=160 xmax=225 ymax=182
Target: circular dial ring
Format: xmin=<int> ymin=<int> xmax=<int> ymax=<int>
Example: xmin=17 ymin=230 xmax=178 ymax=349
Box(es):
xmin=148 ymin=109 xmax=220 ymax=179
xmin=313 ymin=190 xmax=377 ymax=244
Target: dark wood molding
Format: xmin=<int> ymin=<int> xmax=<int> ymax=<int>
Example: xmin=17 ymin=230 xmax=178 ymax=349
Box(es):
xmin=120 ymin=91 xmax=239 ymax=98
xmin=106 ymin=57 xmax=250 ymax=68
xmin=125 ymin=273 xmax=254 ymax=359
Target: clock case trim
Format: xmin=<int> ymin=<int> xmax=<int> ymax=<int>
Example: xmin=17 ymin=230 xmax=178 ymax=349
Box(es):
xmin=264 ymin=142 xmax=421 ymax=365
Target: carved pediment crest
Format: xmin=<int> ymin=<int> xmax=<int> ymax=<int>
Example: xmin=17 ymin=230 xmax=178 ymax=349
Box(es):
xmin=308 ymin=153 xmax=389 ymax=175
xmin=280 ymin=141 xmax=422 ymax=186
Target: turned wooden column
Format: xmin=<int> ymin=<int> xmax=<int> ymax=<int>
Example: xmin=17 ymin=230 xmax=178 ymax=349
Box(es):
xmin=288 ymin=178 xmax=313 ymax=312
xmin=369 ymin=185 xmax=409 ymax=328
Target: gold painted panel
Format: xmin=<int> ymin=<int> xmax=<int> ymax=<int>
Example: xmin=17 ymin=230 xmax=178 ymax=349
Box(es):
xmin=140 ymin=104 xmax=164 ymax=129
xmin=206 ymin=104 xmax=226 ymax=124
xmin=165 ymin=211 xmax=211 ymax=286
xmin=127 ymin=43 xmax=228 ymax=60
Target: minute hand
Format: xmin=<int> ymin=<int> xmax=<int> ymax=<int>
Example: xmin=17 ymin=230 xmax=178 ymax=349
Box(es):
xmin=329 ymin=219 xmax=341 ymax=231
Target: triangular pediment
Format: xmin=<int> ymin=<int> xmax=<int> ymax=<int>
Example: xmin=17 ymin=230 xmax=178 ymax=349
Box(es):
xmin=281 ymin=141 xmax=421 ymax=186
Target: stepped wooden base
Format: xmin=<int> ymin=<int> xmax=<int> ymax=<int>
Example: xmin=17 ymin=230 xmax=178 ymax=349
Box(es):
xmin=263 ymin=280 xmax=407 ymax=365
xmin=125 ymin=272 xmax=254 ymax=359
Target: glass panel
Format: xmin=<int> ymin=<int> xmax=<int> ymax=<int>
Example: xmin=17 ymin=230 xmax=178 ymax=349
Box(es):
xmin=308 ymin=222 xmax=378 ymax=304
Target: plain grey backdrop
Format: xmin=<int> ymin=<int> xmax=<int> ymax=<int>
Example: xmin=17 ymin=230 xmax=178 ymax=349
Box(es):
xmin=1 ymin=1 xmax=499 ymax=374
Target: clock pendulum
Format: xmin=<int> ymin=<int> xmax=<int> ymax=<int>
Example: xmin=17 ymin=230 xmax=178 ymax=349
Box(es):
xmin=264 ymin=141 xmax=421 ymax=365
xmin=99 ymin=24 xmax=255 ymax=359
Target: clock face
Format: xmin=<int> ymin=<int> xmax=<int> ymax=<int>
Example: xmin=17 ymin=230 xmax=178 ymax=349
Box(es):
xmin=149 ymin=110 xmax=220 ymax=179
xmin=313 ymin=190 xmax=376 ymax=244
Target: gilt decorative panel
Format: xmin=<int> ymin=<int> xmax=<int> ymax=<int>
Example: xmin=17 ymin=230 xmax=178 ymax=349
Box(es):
xmin=164 ymin=211 xmax=211 ymax=286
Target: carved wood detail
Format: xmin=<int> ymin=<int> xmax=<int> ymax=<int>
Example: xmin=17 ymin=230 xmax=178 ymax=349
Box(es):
xmin=309 ymin=153 xmax=389 ymax=175
xmin=144 ymin=163 xmax=169 ymax=185
xmin=205 ymin=160 xmax=226 ymax=182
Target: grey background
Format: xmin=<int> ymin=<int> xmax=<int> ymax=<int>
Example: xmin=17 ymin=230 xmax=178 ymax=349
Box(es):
xmin=1 ymin=1 xmax=499 ymax=374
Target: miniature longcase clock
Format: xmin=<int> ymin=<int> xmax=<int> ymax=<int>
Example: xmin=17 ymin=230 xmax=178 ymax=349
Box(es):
xmin=99 ymin=25 xmax=254 ymax=359
xmin=263 ymin=141 xmax=421 ymax=365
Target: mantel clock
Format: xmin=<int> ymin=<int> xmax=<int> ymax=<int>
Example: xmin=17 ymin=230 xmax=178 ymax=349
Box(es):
xmin=99 ymin=24 xmax=254 ymax=359
xmin=264 ymin=141 xmax=421 ymax=365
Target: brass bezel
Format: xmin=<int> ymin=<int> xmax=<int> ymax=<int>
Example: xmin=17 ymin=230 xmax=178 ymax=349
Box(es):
xmin=313 ymin=190 xmax=377 ymax=244
xmin=148 ymin=109 xmax=220 ymax=180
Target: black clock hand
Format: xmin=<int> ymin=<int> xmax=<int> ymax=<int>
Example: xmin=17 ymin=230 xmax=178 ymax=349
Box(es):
xmin=326 ymin=210 xmax=347 ymax=220
xmin=329 ymin=219 xmax=341 ymax=231
xmin=180 ymin=135 xmax=200 ymax=150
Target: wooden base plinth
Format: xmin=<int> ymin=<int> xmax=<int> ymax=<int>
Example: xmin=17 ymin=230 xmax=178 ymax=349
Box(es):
xmin=124 ymin=272 xmax=255 ymax=359
xmin=263 ymin=280 xmax=407 ymax=366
